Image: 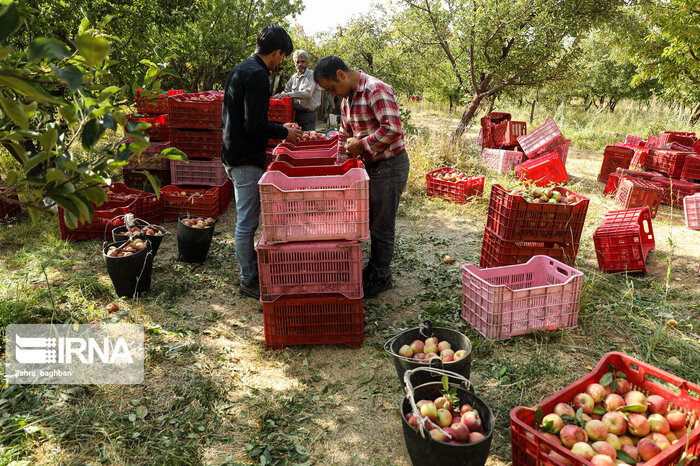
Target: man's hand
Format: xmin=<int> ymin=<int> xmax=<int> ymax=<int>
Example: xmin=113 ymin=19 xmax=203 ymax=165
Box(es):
xmin=284 ymin=122 xmax=301 ymax=131
xmin=273 ymin=93 xmax=287 ymax=99
xmin=344 ymin=137 xmax=364 ymax=156
xmin=285 ymin=127 xmax=303 ymax=144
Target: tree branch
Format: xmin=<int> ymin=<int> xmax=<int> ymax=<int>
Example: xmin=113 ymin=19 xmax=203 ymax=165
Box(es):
xmin=486 ymin=53 xmax=552 ymax=96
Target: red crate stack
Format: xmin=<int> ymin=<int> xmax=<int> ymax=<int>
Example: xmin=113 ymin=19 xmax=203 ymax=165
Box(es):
xmin=658 ymin=130 xmax=696 ymax=147
xmin=593 ymin=207 xmax=655 ymax=272
xmin=615 ymin=177 xmax=663 ymax=218
xmin=684 ymin=193 xmax=700 ymax=229
xmin=480 ymin=112 xmax=512 ymax=148
xmin=515 ymin=152 xmax=569 ymax=186
xmin=159 ymin=185 xmax=220 ymax=221
xmin=649 ymin=176 xmax=700 ymax=207
xmin=105 ymin=182 xmax=163 ymax=224
xmin=136 ymin=89 xmax=184 ymax=114
xmin=0 ymin=188 xmax=21 ymax=221
xmin=268 ymin=97 xmax=295 ymax=123
xmin=126 ymin=114 xmax=169 ymax=141
xmin=168 ymin=91 xmax=223 ymax=130
xmin=58 ymin=199 xmax=136 ymax=241
xmin=492 ymin=120 xmax=527 ymax=147
xmin=604 ymin=168 xmax=660 ymax=197
xmin=598 ymin=145 xmax=634 ymax=182
xmin=425 ymin=168 xmax=485 ymax=204
xmin=258 ymin=147 xmax=367 ymax=349
xmin=644 ymin=149 xmax=692 ymax=178
xmin=516 ymin=117 xmax=566 ymax=159
xmin=170 ymin=129 xmax=222 ymax=160
xmin=681 ymin=154 xmax=700 ymax=181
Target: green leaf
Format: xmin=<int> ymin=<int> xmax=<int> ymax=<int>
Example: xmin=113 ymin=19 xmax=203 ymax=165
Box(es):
xmin=442 ymin=375 xmax=449 ymax=392
xmin=534 ymin=406 xmax=544 ymax=424
xmin=59 ymin=102 xmax=78 ymax=124
xmin=100 ymin=113 xmax=116 ymax=132
xmin=611 ymin=379 xmax=618 ymax=392
xmin=616 ymin=372 xmax=626 ymax=379
xmin=0 ymin=73 xmax=60 ymax=103
xmin=54 ymin=195 xmax=81 ymax=225
xmin=81 ymin=118 xmax=105 ymax=149
xmin=592 ymin=406 xmax=606 ymax=415
xmin=620 ymin=404 xmax=647 ymax=413
xmin=0 ymin=46 xmax=12 ymax=59
xmin=0 ymin=3 xmax=20 ymax=43
xmin=28 ymin=204 xmax=40 ymax=225
xmin=40 ymin=128 xmax=58 ymax=153
xmin=51 ymin=65 xmax=83 ymax=92
xmin=45 ymin=168 xmax=65 ymax=183
xmin=599 ymin=372 xmax=613 ymax=387
xmin=6 ymin=169 xmax=18 ymax=186
xmin=136 ymin=170 xmax=161 ymax=195
xmin=158 ymin=148 xmax=188 ymax=162
xmin=617 ymin=449 xmax=638 ymax=464
xmin=82 ymin=186 xmax=108 ymax=205
xmin=135 ymin=406 xmax=148 ymax=419
xmin=0 ymin=92 xmax=28 ymax=129
xmin=23 ymin=101 xmax=38 ymax=118
xmin=97 ymin=85 xmax=120 ymax=103
xmin=541 ymin=419 xmax=554 ymax=433
xmin=75 ymin=34 xmax=110 ymax=67
xmin=70 ymin=193 xmax=92 ymax=222
xmin=29 ymin=38 xmax=68 ymax=61
xmin=23 ymin=151 xmax=48 ymax=174
xmin=112 ymin=111 xmax=127 ymax=127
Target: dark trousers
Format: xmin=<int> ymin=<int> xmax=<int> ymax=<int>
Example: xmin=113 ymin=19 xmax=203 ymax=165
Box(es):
xmin=365 ymin=150 xmax=410 ymax=280
xmin=296 ymin=111 xmax=317 ymax=132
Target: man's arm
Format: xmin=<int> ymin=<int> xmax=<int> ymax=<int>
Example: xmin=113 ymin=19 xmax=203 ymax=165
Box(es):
xmin=284 ymin=73 xmax=315 ymax=100
xmin=244 ymin=72 xmax=288 ymax=140
xmin=337 ymin=100 xmax=351 ymax=160
xmin=359 ymin=84 xmax=403 ymax=155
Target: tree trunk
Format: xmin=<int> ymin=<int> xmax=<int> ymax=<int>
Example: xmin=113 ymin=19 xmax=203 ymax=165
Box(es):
xmin=608 ymin=97 xmax=617 ymax=112
xmin=529 ymin=99 xmax=537 ymax=123
xmin=688 ymin=102 xmax=700 ymax=125
xmin=452 ymin=93 xmax=484 ymax=142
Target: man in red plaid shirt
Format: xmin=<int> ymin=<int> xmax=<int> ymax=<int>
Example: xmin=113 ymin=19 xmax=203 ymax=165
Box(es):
xmin=314 ymin=56 xmax=410 ymax=299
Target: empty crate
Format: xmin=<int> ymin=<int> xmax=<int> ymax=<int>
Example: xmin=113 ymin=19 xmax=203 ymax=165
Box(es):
xmin=658 ymin=131 xmax=696 ymax=147
xmin=480 ymin=229 xmax=579 ymax=269
xmin=481 ymin=148 xmax=525 ymax=174
xmin=170 ymin=158 xmax=228 ymax=186
xmin=461 ymin=256 xmax=583 ymax=340
xmin=649 ymin=176 xmax=700 ymax=207
xmin=682 ymin=154 xmax=700 ymax=181
xmin=426 ymin=168 xmax=485 ymax=204
xmin=615 ymin=177 xmax=663 ymax=218
xmin=684 ymin=193 xmax=700 ymax=230
xmin=257 ymin=236 xmax=363 ymax=302
xmin=593 ymin=207 xmax=655 ymax=273
xmin=598 ymin=145 xmax=634 ymax=183
xmin=492 ymin=120 xmax=526 ymax=147
xmin=644 ymin=149 xmax=692 ymax=178
xmin=516 ymin=118 xmax=566 ymax=158
xmin=516 ymin=152 xmax=569 ymax=187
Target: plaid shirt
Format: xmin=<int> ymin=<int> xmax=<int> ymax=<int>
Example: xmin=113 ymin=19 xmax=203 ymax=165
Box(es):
xmin=338 ymin=72 xmax=405 ymax=164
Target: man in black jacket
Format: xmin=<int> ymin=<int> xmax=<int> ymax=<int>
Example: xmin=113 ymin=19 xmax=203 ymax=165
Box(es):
xmin=221 ymin=24 xmax=302 ymax=299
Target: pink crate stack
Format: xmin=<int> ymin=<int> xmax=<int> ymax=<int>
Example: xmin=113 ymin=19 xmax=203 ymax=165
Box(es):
xmin=516 ymin=118 xmax=566 ymax=159
xmin=684 ymin=193 xmax=700 ymax=230
xmin=170 ymin=158 xmax=228 ymax=186
xmin=480 ymin=148 xmax=525 ymax=173
xmin=461 ymin=256 xmax=583 ymax=340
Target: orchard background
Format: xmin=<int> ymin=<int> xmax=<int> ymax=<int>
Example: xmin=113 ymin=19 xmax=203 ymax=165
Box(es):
xmin=0 ymin=0 xmax=699 ymax=464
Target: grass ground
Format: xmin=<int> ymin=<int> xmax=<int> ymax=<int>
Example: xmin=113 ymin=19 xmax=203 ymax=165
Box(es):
xmin=0 ymin=105 xmax=699 ymax=465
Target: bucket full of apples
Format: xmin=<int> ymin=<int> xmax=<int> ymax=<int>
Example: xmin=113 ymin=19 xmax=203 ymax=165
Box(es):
xmin=177 ymin=214 xmax=216 ymax=263
xmin=401 ymin=368 xmax=494 ymax=466
xmin=385 ymin=320 xmax=472 ymax=387
xmin=112 ymin=221 xmax=168 ymax=256
xmin=103 ymin=237 xmax=154 ymax=298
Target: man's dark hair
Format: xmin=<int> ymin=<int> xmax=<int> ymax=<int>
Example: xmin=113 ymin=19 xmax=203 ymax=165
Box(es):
xmin=314 ymin=56 xmax=350 ymax=82
xmin=256 ymin=24 xmax=293 ymax=56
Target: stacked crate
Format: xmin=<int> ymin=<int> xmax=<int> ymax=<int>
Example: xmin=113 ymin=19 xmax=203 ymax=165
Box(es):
xmin=479 ymin=112 xmax=527 ymax=173
xmin=266 ymin=97 xmax=295 ymax=167
xmin=166 ymin=91 xmax=232 ymax=216
xmin=480 ymin=184 xmax=589 ymax=268
xmin=598 ymin=146 xmax=634 ymax=183
xmin=257 ymin=142 xmax=368 ymax=349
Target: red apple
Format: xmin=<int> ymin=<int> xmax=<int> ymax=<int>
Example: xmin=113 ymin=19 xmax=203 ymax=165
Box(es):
xmin=468 ymin=432 xmax=485 ymax=443
xmin=461 ymin=410 xmax=481 ymax=432
xmin=585 ymin=420 xmax=608 ymax=441
xmin=450 ymin=422 xmax=469 ymax=442
xmin=648 ymin=413 xmax=670 ymax=434
xmin=459 ymin=404 xmax=472 ymax=416
xmin=590 ymin=454 xmax=615 ymax=466
xmin=398 ymin=344 xmax=413 ymax=358
xmin=437 ymin=341 xmax=451 ymax=352
xmin=430 ymin=428 xmax=449 ymax=443
xmin=560 ymin=424 xmax=587 ymax=448
xmin=573 ymin=393 xmax=595 ymax=414
xmin=587 ymin=383 xmax=608 ymax=403
xmin=604 ymin=393 xmax=626 ymax=411
xmin=571 ymin=441 xmax=595 ymax=460
xmin=619 ymin=435 xmax=634 ymax=446
xmin=665 ymin=410 xmax=687 ymax=431
xmin=637 ymin=437 xmax=662 ymax=461
xmin=591 ymin=440 xmax=616 ymax=460
xmin=437 ymin=408 xmax=452 ymax=427
xmin=627 ymin=413 xmax=651 ymax=437
xmin=553 ymin=402 xmax=575 ymax=418
xmin=621 ymin=444 xmax=640 ymax=461
xmin=549 ymin=451 xmax=572 ymax=466
xmin=646 ymin=395 xmax=668 ymax=415
xmin=602 ymin=411 xmax=627 ymax=436
xmin=434 ymin=396 xmax=452 ymax=411
xmin=542 ymin=413 xmax=564 ymax=434
xmin=614 ymin=378 xmax=631 ymax=395
xmin=410 ymin=339 xmax=424 ymax=354
xmin=453 ymin=349 xmax=468 ymax=361
xmin=440 ymin=349 xmax=455 ymax=359
xmin=647 ymin=432 xmax=671 ymax=450
xmin=624 ymin=391 xmax=648 ymax=412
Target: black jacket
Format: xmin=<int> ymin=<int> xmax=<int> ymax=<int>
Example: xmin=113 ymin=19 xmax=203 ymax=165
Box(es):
xmin=221 ymin=54 xmax=288 ymax=168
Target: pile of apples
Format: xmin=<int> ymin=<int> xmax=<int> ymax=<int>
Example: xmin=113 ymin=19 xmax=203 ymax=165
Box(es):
xmin=106 ymin=238 xmax=147 ymax=257
xmin=405 ymin=398 xmax=486 ymax=444
xmin=510 ymin=186 xmax=579 ymax=205
xmin=398 ymin=337 xmax=468 ymax=364
xmin=123 ymin=225 xmax=163 ymax=237
xmin=535 ymin=379 xmax=695 ymax=465
xmin=301 ymin=131 xmax=328 ymax=141
xmin=434 ymin=169 xmax=472 ymax=183
xmin=180 ymin=216 xmax=215 ymax=228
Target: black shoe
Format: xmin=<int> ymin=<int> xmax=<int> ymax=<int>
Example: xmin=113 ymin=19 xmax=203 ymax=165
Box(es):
xmin=363 ymin=276 xmax=392 ymax=299
xmin=239 ymin=278 xmax=260 ymax=299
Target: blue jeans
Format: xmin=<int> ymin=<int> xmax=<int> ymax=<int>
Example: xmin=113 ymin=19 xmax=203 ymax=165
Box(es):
xmin=365 ymin=150 xmax=410 ymax=280
xmin=224 ymin=164 xmax=264 ymax=284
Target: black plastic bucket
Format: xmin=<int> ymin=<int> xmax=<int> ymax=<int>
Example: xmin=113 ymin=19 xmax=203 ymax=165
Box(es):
xmin=103 ymin=240 xmax=153 ymax=298
xmin=112 ymin=225 xmax=166 ymax=256
xmin=401 ymin=368 xmax=494 ymax=466
xmin=177 ymin=214 xmax=216 ymax=263
xmin=385 ymin=321 xmax=472 ymax=387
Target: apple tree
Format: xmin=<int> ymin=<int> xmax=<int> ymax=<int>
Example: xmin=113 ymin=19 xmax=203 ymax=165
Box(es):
xmin=0 ymin=1 xmax=186 ymax=228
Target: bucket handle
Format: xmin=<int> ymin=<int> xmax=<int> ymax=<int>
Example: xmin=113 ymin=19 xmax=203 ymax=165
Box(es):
xmin=382 ymin=320 xmax=435 ymax=359
xmin=105 ymin=214 xmax=170 ymax=242
xmin=403 ymin=367 xmax=473 ymax=440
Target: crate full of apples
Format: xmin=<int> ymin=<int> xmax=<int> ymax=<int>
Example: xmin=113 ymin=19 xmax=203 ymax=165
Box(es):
xmin=426 ymin=167 xmax=485 ymax=204
xmin=510 ymin=352 xmax=700 ymax=466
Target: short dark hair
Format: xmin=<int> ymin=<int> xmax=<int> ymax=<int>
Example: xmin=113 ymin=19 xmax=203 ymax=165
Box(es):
xmin=256 ymin=25 xmax=293 ymax=56
xmin=314 ymin=56 xmax=350 ymax=82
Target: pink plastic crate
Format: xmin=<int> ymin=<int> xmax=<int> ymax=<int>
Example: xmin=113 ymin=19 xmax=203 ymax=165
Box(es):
xmin=684 ymin=193 xmax=700 ymax=229
xmin=461 ymin=256 xmax=583 ymax=340
xmin=170 ymin=158 xmax=228 ymax=186
xmin=258 ymin=161 xmax=370 ymax=244
xmin=594 ymin=207 xmax=655 ymax=273
xmin=646 ymin=134 xmax=660 ymax=149
xmin=516 ymin=152 xmax=569 ymax=187
xmin=273 ymin=152 xmax=337 ymax=167
xmin=682 ymin=154 xmax=700 ymax=181
xmin=625 ymin=134 xmax=644 ymax=146
xmin=516 ymin=118 xmax=566 ymax=158
xmin=257 ymin=236 xmax=363 ymax=302
xmin=272 ymin=145 xmax=339 ymax=158
xmin=481 ymin=148 xmax=525 ymax=173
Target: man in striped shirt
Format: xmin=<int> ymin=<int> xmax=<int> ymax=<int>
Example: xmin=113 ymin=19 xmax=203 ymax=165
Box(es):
xmin=314 ymin=56 xmax=410 ymax=299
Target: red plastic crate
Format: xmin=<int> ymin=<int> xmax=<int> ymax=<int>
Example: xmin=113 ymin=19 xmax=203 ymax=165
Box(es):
xmin=616 ymin=167 xmax=659 ymax=181
xmin=684 ymin=193 xmax=700 ymax=229
xmin=694 ymin=139 xmax=700 ymax=154
xmin=480 ymin=229 xmax=579 ymax=268
xmin=258 ymin=159 xmax=369 ymax=244
xmin=122 ymin=139 xmax=171 ymax=171
xmin=257 ymin=236 xmax=363 ymax=302
xmin=126 ymin=114 xmax=169 ymax=141
xmin=481 ymin=148 xmax=525 ymax=174
xmin=0 ymin=188 xmax=21 ymax=220
xmin=168 ymin=91 xmax=223 ymax=130
xmin=160 ymin=185 xmax=220 ymax=221
xmin=480 ymin=112 xmax=511 ymax=148
xmin=426 ymin=168 xmax=485 ymax=204
xmin=105 ymin=182 xmax=163 ymax=224
xmin=268 ymin=97 xmax=294 ymax=123
xmin=461 ymin=256 xmax=583 ymax=340
xmin=58 ymin=199 xmax=136 ymax=241
xmin=646 ymin=134 xmax=660 ymax=149
xmin=170 ymin=128 xmax=222 ymax=159
xmin=597 ymin=145 xmax=634 ymax=183
xmin=135 ymin=89 xmax=184 ymax=114
xmin=631 ymin=147 xmax=649 ymax=168
xmin=274 ymin=136 xmax=339 ymax=151
xmin=510 ymin=351 xmax=700 ymax=466
xmin=486 ymin=184 xmax=589 ymax=243
xmin=516 ymin=152 xmax=569 ymax=187
xmin=625 ymin=134 xmax=644 ymax=146
xmin=262 ymin=294 xmax=364 ymax=349
xmin=615 ymin=177 xmax=663 ymax=218
xmin=644 ymin=149 xmax=692 ymax=178
xmin=593 ymin=207 xmax=655 ymax=272
xmin=603 ymin=172 xmax=620 ymax=196
xmin=216 ymin=179 xmax=232 ymax=215
xmin=492 ymin=120 xmax=527 ymax=147
xmin=272 ymin=145 xmax=338 ymax=158
xmin=659 ymin=130 xmax=696 ymax=147
xmin=273 ymin=152 xmax=337 ymax=167
xmin=682 ymin=154 xmax=700 ymax=181
xmin=650 ymin=176 xmax=700 ymax=207
xmin=516 ymin=118 xmax=566 ymax=158
xmin=170 ymin=158 xmax=228 ymax=186
xmin=554 ymin=139 xmax=571 ymax=165
xmin=123 ymin=168 xmax=171 ymax=192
